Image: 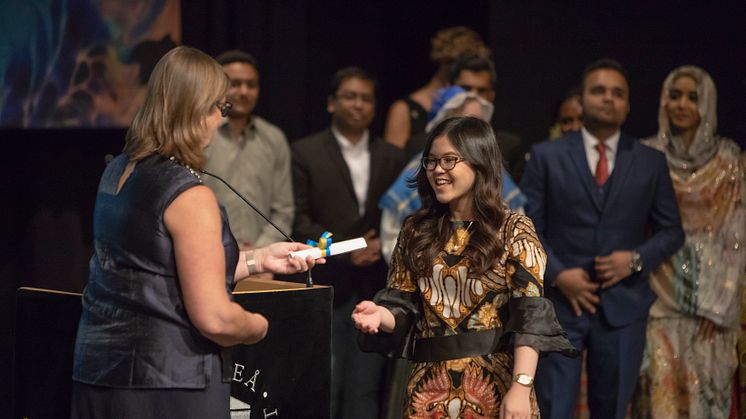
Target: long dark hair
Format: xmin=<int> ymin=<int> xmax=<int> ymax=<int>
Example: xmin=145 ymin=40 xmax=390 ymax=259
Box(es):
xmin=401 ymin=116 xmax=506 ymax=277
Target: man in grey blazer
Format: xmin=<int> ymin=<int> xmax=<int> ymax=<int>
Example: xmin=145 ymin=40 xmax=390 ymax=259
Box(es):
xmin=291 ymin=67 xmax=405 ymax=419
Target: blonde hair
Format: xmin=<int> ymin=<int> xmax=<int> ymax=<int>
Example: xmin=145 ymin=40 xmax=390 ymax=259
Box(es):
xmin=124 ymin=46 xmax=229 ymax=169
xmin=430 ymin=26 xmax=491 ymax=65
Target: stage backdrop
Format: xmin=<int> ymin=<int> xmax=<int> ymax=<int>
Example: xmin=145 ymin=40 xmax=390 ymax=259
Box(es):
xmin=0 ymin=0 xmax=181 ymax=128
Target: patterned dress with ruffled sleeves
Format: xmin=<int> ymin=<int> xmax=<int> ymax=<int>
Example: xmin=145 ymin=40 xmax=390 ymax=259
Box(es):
xmin=362 ymin=211 xmax=576 ymax=418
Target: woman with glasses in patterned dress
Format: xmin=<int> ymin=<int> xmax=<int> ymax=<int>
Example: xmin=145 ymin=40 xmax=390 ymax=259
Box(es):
xmin=353 ymin=116 xmax=576 ymax=418
xmin=70 ymin=46 xmax=321 ymax=418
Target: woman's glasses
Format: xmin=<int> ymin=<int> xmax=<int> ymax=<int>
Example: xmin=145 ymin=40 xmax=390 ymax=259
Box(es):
xmin=421 ymin=156 xmax=466 ymax=171
xmin=216 ymin=101 xmax=233 ymax=117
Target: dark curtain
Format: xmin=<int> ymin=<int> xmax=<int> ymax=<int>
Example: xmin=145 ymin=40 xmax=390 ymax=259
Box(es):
xmin=487 ymin=1 xmax=746 ymax=150
xmin=181 ymin=0 xmax=493 ymax=140
xmin=180 ymin=0 xmax=745 ymax=146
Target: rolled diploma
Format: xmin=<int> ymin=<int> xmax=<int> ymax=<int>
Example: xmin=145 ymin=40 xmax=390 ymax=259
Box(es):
xmin=289 ymin=237 xmax=367 ymax=260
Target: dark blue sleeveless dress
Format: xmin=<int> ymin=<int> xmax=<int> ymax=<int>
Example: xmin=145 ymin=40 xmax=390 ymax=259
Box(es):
xmin=71 ymin=153 xmax=239 ymax=418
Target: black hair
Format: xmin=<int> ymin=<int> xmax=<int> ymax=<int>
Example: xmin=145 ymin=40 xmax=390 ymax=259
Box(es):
xmin=215 ymin=49 xmax=258 ymax=71
xmin=447 ymin=55 xmax=497 ymax=88
xmin=553 ymin=86 xmax=582 ymax=120
xmin=580 ymin=58 xmax=629 ymax=90
xmin=328 ymin=66 xmax=378 ymax=97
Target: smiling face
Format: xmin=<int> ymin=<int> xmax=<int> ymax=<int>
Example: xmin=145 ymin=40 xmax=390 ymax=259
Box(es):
xmin=425 ymin=135 xmax=476 ymax=218
xmin=223 ymin=62 xmax=259 ymax=119
xmin=558 ymin=95 xmax=583 ymax=133
xmin=665 ymin=75 xmax=700 ymax=134
xmin=327 ymin=76 xmax=376 ymax=134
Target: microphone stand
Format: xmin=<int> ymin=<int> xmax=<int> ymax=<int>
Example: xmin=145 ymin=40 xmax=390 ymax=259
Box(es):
xmin=200 ymin=169 xmax=314 ymax=287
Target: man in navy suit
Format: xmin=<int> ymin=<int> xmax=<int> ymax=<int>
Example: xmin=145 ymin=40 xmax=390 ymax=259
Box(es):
xmin=521 ymin=59 xmax=684 ymax=419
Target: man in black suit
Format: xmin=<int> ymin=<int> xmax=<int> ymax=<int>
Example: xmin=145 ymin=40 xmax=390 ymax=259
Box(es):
xmin=291 ymin=67 xmax=405 ymax=419
xmin=521 ymin=59 xmax=684 ymax=418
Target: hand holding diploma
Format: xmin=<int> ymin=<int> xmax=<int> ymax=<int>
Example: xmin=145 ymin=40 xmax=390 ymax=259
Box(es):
xmin=257 ymin=242 xmax=326 ymax=274
xmin=288 ymin=235 xmax=370 ymax=260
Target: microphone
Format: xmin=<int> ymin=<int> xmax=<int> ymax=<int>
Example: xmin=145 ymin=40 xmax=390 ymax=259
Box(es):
xmin=200 ymin=169 xmax=293 ymax=241
xmin=199 ymin=169 xmax=314 ymax=287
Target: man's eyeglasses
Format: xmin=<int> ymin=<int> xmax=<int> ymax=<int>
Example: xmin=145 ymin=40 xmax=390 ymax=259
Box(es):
xmin=216 ymin=101 xmax=233 ymax=117
xmin=422 ymin=155 xmax=466 ymax=171
xmin=335 ymin=92 xmax=375 ymax=104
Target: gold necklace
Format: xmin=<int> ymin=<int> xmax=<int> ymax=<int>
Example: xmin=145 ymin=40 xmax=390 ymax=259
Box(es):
xmin=448 ymin=221 xmax=474 ymax=253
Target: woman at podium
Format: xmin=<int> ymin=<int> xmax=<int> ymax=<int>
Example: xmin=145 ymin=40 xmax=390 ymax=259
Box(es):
xmin=70 ymin=46 xmax=319 ymax=418
xmin=353 ymin=116 xmax=576 ymax=418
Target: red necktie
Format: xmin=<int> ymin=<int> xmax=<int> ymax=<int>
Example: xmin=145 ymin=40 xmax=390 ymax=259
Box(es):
xmin=595 ymin=143 xmax=608 ymax=186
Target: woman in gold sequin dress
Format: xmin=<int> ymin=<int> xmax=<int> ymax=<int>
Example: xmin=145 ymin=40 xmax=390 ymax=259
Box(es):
xmin=353 ymin=116 xmax=576 ymax=419
xmin=634 ymin=66 xmax=746 ymax=419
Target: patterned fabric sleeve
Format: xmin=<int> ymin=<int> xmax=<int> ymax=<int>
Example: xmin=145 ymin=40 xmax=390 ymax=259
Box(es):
xmin=385 ymin=221 xmax=418 ymax=293
xmin=502 ymin=213 xmax=578 ymax=357
xmin=505 ymin=214 xmax=546 ymax=298
xmin=358 ymin=223 xmax=421 ymax=359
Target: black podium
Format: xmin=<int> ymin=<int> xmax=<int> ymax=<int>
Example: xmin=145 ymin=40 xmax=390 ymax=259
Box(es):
xmin=13 ymin=279 xmax=332 ymax=418
xmin=230 ymin=278 xmax=332 ymax=418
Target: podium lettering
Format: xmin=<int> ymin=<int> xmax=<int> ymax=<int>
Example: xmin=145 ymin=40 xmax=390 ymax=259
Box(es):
xmin=232 ymin=363 xmax=245 ymax=382
xmin=232 ymin=363 xmax=260 ymax=392
xmin=245 ymin=369 xmax=260 ymax=391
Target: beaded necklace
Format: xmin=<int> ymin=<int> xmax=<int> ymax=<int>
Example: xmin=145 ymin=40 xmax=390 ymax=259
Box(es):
xmin=168 ymin=156 xmax=202 ymax=183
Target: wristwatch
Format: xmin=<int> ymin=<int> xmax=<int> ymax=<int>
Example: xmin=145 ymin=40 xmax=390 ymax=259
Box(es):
xmin=513 ymin=373 xmax=534 ymax=387
xmin=630 ymin=251 xmax=643 ymax=273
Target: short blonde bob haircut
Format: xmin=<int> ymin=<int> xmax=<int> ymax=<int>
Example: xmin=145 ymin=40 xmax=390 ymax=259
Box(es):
xmin=124 ymin=46 xmax=229 ymax=169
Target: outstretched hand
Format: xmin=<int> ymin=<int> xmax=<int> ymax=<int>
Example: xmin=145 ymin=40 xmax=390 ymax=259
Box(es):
xmin=352 ymin=300 xmax=383 ymax=334
xmin=255 ymin=242 xmax=326 ymax=275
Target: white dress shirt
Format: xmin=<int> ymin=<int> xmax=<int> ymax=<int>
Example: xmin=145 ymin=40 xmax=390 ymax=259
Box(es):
xmin=582 ymin=127 xmax=620 ymax=177
xmin=332 ymin=126 xmax=370 ymax=217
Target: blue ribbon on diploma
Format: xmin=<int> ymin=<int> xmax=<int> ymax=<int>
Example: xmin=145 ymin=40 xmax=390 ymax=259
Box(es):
xmin=307 ymin=231 xmax=333 ymax=257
